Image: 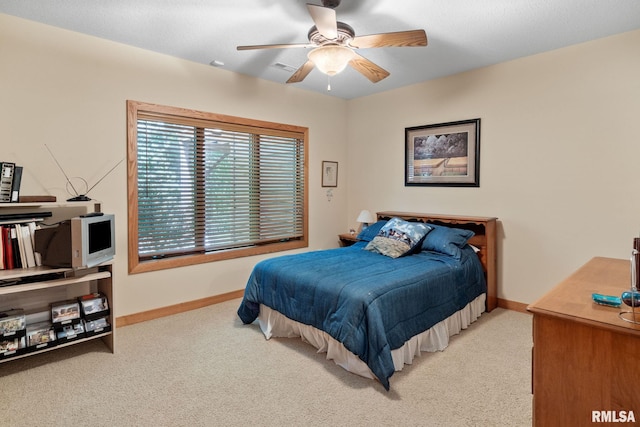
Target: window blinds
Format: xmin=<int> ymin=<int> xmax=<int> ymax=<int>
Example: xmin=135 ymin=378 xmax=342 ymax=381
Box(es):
xmin=136 ymin=117 xmax=305 ymax=260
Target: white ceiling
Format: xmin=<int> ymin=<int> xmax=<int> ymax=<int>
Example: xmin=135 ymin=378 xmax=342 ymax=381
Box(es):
xmin=2 ymin=0 xmax=640 ymax=99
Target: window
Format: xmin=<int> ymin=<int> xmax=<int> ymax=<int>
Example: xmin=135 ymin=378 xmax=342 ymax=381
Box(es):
xmin=126 ymin=101 xmax=308 ymax=274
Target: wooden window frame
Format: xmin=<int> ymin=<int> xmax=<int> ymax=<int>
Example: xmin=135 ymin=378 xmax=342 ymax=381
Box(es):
xmin=126 ymin=100 xmax=308 ymax=274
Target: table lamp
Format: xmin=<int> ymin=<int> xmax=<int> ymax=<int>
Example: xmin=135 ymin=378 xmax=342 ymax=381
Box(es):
xmin=356 ymin=210 xmax=375 ymax=232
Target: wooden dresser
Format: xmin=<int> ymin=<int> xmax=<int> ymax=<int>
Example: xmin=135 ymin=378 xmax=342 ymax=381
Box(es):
xmin=527 ymin=257 xmax=640 ymax=426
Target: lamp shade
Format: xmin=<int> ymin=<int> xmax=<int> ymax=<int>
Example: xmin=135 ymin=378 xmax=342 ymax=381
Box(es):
xmin=356 ymin=210 xmax=375 ymax=225
xmin=307 ymin=46 xmax=354 ymax=76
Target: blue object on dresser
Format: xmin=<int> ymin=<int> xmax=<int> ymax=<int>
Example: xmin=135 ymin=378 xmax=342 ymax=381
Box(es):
xmin=591 ymin=293 xmax=622 ymax=307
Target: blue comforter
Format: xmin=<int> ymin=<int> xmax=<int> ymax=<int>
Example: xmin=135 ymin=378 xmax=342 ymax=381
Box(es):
xmin=237 ymin=242 xmax=486 ymax=390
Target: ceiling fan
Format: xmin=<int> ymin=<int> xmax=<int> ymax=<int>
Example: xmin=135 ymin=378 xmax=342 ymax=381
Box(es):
xmin=236 ymin=0 xmax=428 ymax=85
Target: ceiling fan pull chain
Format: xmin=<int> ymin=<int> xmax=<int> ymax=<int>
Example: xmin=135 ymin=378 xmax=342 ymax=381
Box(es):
xmin=327 ymin=75 xmax=331 ymax=91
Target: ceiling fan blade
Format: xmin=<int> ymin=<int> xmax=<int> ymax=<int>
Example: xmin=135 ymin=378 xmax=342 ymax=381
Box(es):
xmin=306 ymin=4 xmax=338 ymax=39
xmin=286 ymin=60 xmax=315 ymax=83
xmin=350 ymin=29 xmax=427 ymax=49
xmin=237 ymin=42 xmax=313 ymax=51
xmin=348 ymin=53 xmax=390 ymax=83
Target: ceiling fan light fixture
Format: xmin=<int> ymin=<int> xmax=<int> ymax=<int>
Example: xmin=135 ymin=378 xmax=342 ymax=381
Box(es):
xmin=308 ymin=45 xmax=353 ymax=76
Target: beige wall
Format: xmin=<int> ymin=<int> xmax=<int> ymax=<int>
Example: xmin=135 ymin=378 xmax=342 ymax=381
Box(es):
xmin=3 ymin=12 xmax=639 ymax=315
xmin=346 ymin=29 xmax=640 ymax=304
xmin=0 ymin=14 xmax=349 ymax=316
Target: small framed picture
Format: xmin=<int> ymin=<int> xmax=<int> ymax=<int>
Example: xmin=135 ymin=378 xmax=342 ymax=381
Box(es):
xmin=322 ymin=161 xmax=338 ymax=187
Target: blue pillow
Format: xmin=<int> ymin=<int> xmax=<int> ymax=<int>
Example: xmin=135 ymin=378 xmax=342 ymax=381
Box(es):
xmin=421 ymin=223 xmax=474 ymax=259
xmin=356 ymin=220 xmax=387 ymax=242
xmin=364 ymin=217 xmax=432 ymax=258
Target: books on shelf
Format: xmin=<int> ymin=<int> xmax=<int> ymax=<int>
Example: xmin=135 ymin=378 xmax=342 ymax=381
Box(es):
xmin=0 ymin=221 xmax=42 ymax=270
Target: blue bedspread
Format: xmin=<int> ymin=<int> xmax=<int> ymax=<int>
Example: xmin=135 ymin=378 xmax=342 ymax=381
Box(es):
xmin=237 ymin=242 xmax=486 ymax=390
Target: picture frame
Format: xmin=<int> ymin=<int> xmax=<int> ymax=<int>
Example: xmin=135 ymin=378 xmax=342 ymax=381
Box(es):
xmin=405 ymin=118 xmax=480 ymax=187
xmin=321 ymin=161 xmax=338 ymax=187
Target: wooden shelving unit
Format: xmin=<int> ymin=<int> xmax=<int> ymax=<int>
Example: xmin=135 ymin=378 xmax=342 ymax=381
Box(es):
xmin=0 ymin=201 xmax=115 ymax=362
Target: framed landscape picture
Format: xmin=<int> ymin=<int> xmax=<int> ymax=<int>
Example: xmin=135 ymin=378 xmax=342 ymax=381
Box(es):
xmin=405 ymin=118 xmax=480 ymax=187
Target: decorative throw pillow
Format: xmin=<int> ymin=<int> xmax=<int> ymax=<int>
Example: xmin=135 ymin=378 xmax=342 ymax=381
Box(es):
xmin=364 ymin=217 xmax=432 ymax=258
xmin=421 ymin=223 xmax=474 ymax=259
xmin=356 ymin=220 xmax=388 ymax=242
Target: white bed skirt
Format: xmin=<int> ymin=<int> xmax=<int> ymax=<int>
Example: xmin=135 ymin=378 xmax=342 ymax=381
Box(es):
xmin=258 ymin=293 xmax=486 ymax=381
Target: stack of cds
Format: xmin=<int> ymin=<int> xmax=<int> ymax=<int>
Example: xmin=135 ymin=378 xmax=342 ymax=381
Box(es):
xmin=0 ymin=293 xmax=111 ymax=360
xmin=0 ymin=309 xmax=26 ymax=359
xmin=51 ymin=300 xmax=84 ymax=343
xmin=78 ymin=293 xmax=111 ymax=336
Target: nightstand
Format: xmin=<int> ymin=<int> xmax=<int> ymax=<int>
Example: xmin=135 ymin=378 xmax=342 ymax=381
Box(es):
xmin=338 ymin=233 xmax=359 ymax=247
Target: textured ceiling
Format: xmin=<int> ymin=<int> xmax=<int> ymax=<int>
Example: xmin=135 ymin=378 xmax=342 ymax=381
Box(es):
xmin=2 ymin=0 xmax=640 ymax=99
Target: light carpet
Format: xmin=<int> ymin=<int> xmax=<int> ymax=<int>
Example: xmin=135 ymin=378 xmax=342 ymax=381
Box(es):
xmin=0 ymin=299 xmax=532 ymax=426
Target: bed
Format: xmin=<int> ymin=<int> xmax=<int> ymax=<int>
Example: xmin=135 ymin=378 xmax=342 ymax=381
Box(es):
xmin=237 ymin=211 xmax=498 ymax=390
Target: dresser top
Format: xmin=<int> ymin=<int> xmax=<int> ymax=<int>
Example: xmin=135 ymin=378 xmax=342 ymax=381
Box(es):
xmin=527 ymin=257 xmax=640 ymax=335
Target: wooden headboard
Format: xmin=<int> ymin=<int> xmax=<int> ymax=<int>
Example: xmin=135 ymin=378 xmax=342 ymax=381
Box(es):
xmin=376 ymin=211 xmax=498 ymax=312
